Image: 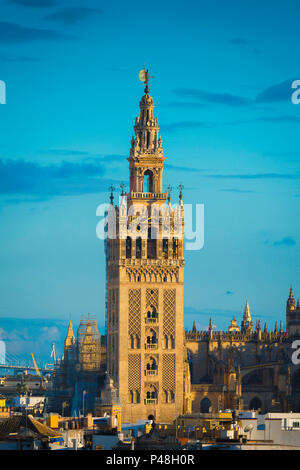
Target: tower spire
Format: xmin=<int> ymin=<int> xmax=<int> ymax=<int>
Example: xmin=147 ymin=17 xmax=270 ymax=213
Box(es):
xmin=127 ymin=70 xmax=166 ymax=201
xmin=64 ymin=320 xmax=75 ymax=349
xmin=287 ymin=285 xmax=296 ymax=312
xmin=241 ymin=300 xmax=253 ymax=334
xmin=243 ymin=300 xmax=251 ymax=321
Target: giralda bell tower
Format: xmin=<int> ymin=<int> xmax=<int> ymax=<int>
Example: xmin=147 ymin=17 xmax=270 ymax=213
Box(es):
xmin=106 ymin=70 xmax=185 ymax=423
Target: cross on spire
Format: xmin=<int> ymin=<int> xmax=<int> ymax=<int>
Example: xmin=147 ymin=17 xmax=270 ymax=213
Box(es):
xmin=109 ymin=185 xmax=115 ymax=205
xmin=120 ymin=183 xmax=126 ymax=196
xmin=178 ymin=183 xmax=184 ymax=201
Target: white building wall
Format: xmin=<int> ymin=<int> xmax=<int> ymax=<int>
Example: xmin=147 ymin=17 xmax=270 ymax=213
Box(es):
xmin=240 ymin=413 xmax=300 ymax=447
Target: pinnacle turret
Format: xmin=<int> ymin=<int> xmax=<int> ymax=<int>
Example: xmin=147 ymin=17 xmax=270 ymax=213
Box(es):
xmin=280 ymin=320 xmax=283 ymax=333
xmin=64 ymin=320 xmax=75 ymax=349
xmin=241 ymin=300 xmax=253 ymax=334
xmin=243 ymin=300 xmax=252 ymax=321
xmin=287 ymin=285 xmax=296 ymax=312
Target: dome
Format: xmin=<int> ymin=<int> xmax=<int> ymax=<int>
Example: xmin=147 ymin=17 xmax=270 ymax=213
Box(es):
xmin=140 ymin=93 xmax=154 ymax=107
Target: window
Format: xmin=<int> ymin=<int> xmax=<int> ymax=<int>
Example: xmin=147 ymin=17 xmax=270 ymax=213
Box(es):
xmin=143 ymin=170 xmax=153 ymax=193
xmin=136 ymin=237 xmax=142 ymax=259
xmin=147 ymin=227 xmax=156 ymax=259
xmin=126 ymin=237 xmax=132 ymax=258
xmin=173 ymin=238 xmax=178 ymax=258
xmin=163 ymin=238 xmax=168 ymax=257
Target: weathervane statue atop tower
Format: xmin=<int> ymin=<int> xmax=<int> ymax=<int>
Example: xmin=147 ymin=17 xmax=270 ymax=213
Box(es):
xmin=138 ymin=68 xmax=154 ymax=94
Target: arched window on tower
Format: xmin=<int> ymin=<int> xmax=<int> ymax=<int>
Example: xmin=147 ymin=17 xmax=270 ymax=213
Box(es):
xmin=143 ymin=170 xmax=154 ymax=193
xmin=147 ymin=227 xmax=157 ymax=259
xmin=126 ymin=236 xmax=132 ymax=259
xmin=173 ymin=237 xmax=178 ymax=258
xmin=145 ymin=357 xmax=157 ymax=375
xmin=136 ymin=237 xmax=142 ymax=259
xmin=163 ymin=238 xmax=168 ymax=258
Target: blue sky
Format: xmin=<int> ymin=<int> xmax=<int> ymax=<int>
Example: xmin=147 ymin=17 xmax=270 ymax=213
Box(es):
xmin=0 ymin=0 xmax=300 ymax=359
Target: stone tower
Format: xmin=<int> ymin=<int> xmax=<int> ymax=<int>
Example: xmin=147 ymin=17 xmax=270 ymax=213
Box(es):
xmin=105 ymin=72 xmax=185 ymax=423
xmin=286 ymin=286 xmax=300 ymax=335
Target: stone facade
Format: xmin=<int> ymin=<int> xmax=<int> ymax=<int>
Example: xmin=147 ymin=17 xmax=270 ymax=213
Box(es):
xmin=186 ymin=292 xmax=300 ymax=414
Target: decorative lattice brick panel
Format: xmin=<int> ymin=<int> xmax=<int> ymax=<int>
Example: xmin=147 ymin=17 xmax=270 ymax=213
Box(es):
xmin=128 ymin=289 xmax=141 ymax=336
xmin=163 ymin=289 xmax=176 ymax=336
xmin=162 ymin=354 xmax=176 ymax=391
xmin=128 ymin=354 xmax=141 ymax=392
xmin=146 ymin=288 xmax=159 ymax=310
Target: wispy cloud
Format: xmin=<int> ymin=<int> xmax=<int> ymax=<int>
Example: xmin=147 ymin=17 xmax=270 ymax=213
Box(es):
xmin=41 ymin=148 xmax=91 ymax=156
xmin=0 ymin=53 xmax=40 ymax=62
xmin=0 ymin=22 xmax=73 ymax=43
xmin=45 ymin=7 xmax=101 ymax=24
xmin=204 ymin=172 xmax=300 ymax=180
xmin=172 ymin=88 xmax=251 ymax=107
xmin=9 ymin=0 xmax=58 ymax=6
xmin=165 ymin=164 xmax=207 ymax=173
xmin=160 ymin=121 xmax=208 ymax=132
xmin=41 ymin=149 xmax=126 ymax=162
xmin=233 ymin=116 xmax=300 ymax=125
xmin=166 ymin=101 xmax=206 ymax=109
xmin=227 ymin=37 xmax=248 ymax=45
xmin=0 ymin=158 xmax=121 ymax=201
xmin=171 ymin=79 xmax=296 ymax=109
xmin=220 ymin=188 xmax=257 ymax=193
xmin=227 ymin=37 xmax=261 ymax=54
xmin=265 ymin=236 xmax=296 ymax=247
xmin=255 ymin=79 xmax=294 ymax=103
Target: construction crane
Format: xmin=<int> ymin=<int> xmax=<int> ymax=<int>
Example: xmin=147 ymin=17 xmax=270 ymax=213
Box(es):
xmin=30 ymin=352 xmax=41 ymax=377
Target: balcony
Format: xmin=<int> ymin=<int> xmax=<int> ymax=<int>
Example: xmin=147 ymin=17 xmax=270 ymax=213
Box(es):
xmin=130 ymin=191 xmax=167 ymax=201
xmin=144 ymin=399 xmax=158 ymax=405
xmin=145 ymin=370 xmax=158 ymax=376
xmin=145 ymin=318 xmax=158 ymax=324
xmin=145 ymin=343 xmax=158 ymax=350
